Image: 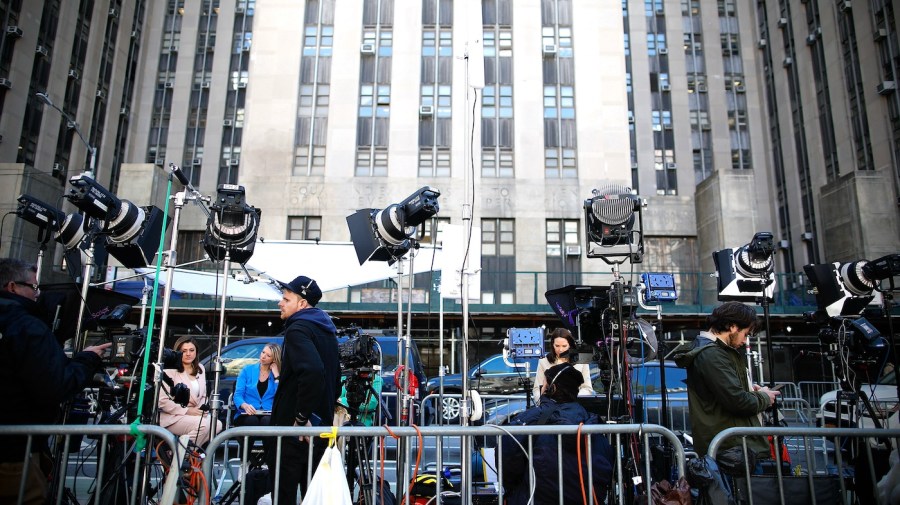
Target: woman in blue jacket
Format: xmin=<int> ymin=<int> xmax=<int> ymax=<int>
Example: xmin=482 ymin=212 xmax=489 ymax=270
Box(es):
xmin=233 ymin=343 xmax=282 ymax=429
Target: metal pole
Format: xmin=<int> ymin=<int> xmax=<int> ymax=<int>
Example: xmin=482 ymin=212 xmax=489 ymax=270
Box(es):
xmin=73 ymin=240 xmax=94 ymax=352
xmin=208 ymin=252 xmax=231 ymax=440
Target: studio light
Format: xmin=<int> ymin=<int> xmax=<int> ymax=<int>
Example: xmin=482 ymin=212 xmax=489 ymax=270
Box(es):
xmin=15 ymin=194 xmax=64 ymax=231
xmin=583 ymin=185 xmax=645 ymax=263
xmin=202 ymin=184 xmax=261 ymax=264
xmin=713 ymin=231 xmax=776 ymax=302
xmin=347 ymin=186 xmax=441 ymax=265
xmin=803 ymin=258 xmax=888 ymax=317
xmin=65 ymin=175 xmax=169 ymax=268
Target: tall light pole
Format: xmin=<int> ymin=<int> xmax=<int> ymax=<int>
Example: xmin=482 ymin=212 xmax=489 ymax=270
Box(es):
xmin=35 ymin=92 xmax=96 ymax=179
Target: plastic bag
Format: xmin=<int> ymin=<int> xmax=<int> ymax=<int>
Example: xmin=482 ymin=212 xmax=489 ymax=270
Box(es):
xmin=301 ymin=445 xmax=352 ymax=505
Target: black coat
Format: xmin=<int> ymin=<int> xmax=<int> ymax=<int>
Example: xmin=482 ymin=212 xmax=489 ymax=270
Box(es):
xmin=498 ymin=398 xmax=614 ymax=505
xmin=0 ymin=291 xmax=102 ymax=462
xmin=271 ymin=307 xmax=341 ymax=428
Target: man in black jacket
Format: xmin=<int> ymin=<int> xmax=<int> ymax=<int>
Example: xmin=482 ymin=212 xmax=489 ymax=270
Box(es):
xmin=266 ymin=275 xmax=340 ymax=505
xmin=0 ymin=258 xmax=110 ymax=504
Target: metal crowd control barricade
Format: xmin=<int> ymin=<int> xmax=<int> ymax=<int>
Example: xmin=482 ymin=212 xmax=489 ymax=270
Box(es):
xmin=708 ymin=426 xmax=900 ymax=505
xmin=202 ymin=423 xmax=686 ymax=505
xmin=0 ymin=424 xmax=180 ymax=505
xmin=419 ymin=393 xmax=528 ymax=425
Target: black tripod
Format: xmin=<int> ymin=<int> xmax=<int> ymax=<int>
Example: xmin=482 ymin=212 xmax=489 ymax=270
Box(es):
xmin=218 ymin=444 xmax=267 ymax=505
xmin=343 ymin=373 xmax=381 ymax=505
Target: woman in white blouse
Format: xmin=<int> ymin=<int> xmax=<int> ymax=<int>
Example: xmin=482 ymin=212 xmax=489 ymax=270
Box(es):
xmin=158 ymin=336 xmax=221 ymax=446
xmin=532 ymin=328 xmax=593 ymax=405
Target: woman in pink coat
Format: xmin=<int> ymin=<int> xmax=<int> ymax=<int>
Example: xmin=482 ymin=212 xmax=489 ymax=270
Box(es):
xmin=158 ymin=336 xmax=222 ymax=447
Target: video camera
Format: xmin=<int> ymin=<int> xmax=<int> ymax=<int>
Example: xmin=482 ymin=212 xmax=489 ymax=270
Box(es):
xmin=805 ymin=311 xmax=888 ymax=369
xmin=338 ymin=327 xmax=380 ymax=372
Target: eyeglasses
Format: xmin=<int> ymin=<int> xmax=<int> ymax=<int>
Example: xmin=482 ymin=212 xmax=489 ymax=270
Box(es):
xmin=14 ymin=281 xmax=39 ymax=292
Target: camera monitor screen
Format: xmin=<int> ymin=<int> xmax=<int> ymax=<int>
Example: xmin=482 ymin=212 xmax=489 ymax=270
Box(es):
xmin=39 ymin=283 xmax=139 ymax=345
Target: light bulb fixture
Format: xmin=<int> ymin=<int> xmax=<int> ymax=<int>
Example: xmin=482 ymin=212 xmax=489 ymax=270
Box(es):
xmin=347 ymin=186 xmax=441 ymax=265
xmin=202 ymin=184 xmax=261 ymax=264
xmin=803 ymin=258 xmax=890 ymax=317
xmin=713 ymin=231 xmax=776 ymax=302
xmin=583 ymin=185 xmax=645 ymax=264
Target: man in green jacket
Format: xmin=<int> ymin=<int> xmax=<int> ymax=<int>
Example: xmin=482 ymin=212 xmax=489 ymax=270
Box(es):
xmin=673 ymin=301 xmax=780 ymax=457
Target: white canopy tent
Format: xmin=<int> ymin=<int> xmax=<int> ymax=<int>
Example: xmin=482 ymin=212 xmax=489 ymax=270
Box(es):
xmin=130 ymin=240 xmax=443 ymax=301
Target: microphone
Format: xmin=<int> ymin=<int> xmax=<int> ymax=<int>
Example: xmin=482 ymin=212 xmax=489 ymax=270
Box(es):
xmin=169 ymin=163 xmax=192 ymax=188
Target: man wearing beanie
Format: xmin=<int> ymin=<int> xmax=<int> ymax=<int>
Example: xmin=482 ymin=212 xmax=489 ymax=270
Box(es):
xmin=498 ymin=363 xmax=613 ymax=505
xmin=266 ymin=275 xmax=341 ymax=505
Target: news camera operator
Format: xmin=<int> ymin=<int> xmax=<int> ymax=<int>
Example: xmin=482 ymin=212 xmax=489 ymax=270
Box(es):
xmin=0 ymin=258 xmax=111 ymax=504
xmin=157 ymin=336 xmax=221 ymax=447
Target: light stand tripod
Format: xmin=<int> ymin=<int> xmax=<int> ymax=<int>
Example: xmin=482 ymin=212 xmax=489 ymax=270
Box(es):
xmin=342 ymin=372 xmax=380 ymax=505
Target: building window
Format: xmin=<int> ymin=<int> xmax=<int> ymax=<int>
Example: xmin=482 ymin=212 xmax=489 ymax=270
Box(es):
xmin=287 ymin=216 xmax=322 ymax=240
xmin=418 ymin=7 xmax=453 ymax=177
xmin=293 ymin=1 xmax=334 ymax=176
xmin=356 ymin=6 xmax=393 ymax=177
xmin=481 ymin=219 xmax=515 ymax=304
xmin=542 ymin=0 xmax=577 ymax=179
xmin=545 ymin=219 xmax=581 ymax=288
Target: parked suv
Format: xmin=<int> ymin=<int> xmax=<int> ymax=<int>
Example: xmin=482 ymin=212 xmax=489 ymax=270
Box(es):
xmin=199 ymin=332 xmax=427 ymax=425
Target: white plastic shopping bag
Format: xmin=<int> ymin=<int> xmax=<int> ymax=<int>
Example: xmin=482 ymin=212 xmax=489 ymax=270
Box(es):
xmin=301 ymin=441 xmax=352 ymax=504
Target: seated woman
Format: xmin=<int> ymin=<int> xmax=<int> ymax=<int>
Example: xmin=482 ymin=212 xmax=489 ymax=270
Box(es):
xmin=158 ymin=336 xmax=222 ymax=447
xmin=233 ymin=343 xmax=282 ymax=429
xmin=532 ymin=328 xmax=594 ymax=405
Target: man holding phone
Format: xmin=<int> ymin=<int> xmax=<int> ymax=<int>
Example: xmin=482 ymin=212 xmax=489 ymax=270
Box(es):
xmin=267 ymin=275 xmax=340 ymax=505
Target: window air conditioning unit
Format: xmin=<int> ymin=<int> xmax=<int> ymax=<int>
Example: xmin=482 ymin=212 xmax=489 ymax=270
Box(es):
xmin=164 ymin=81 xmax=174 ymax=88
xmin=631 ymin=162 xmax=639 ymax=169
xmin=701 ymin=123 xmax=711 ymax=130
xmin=875 ymin=28 xmax=888 ymax=42
xmin=877 ymin=81 xmax=896 ymax=95
xmin=201 ymin=81 xmax=211 ymax=88
xmin=154 ymin=157 xmax=165 ymax=165
xmin=52 ymin=163 xmax=65 ymax=177
xmin=839 ymin=1 xmax=851 ymax=12
xmin=108 ymin=7 xmax=118 ymax=18
xmin=5 ymin=26 xmax=23 ymax=38
xmin=543 ymin=44 xmax=557 ymax=55
xmin=664 ymin=123 xmax=673 ymax=130
xmin=655 ymin=8 xmax=665 ymax=15
xmin=807 ymin=34 xmax=817 ymax=45
xmin=757 ymin=39 xmax=767 ymax=49
xmin=665 ymin=162 xmax=677 ymax=169
xmin=237 ymin=82 xmax=247 ymax=88
xmin=419 ymin=105 xmax=434 ymax=116
xmin=660 ymin=84 xmax=671 ymax=92
xmin=35 ymin=45 xmax=49 ymax=58
xmin=783 ymin=57 xmax=793 ymax=67
xmin=565 ymin=245 xmax=582 ymax=256
xmin=223 ymin=119 xmax=233 ymax=126
xmin=192 ymin=158 xmax=202 ymax=166
xmin=236 ymin=7 xmax=245 ymax=14
xmin=658 ymin=47 xmax=669 ymax=55
xmin=697 ymin=84 xmax=708 ymax=92
xmin=119 ymin=107 xmax=129 ymax=116
xmin=229 ymin=158 xmax=240 ymax=166
xmin=777 ymin=18 xmax=788 ymax=28
xmin=628 ymin=115 xmax=635 ymax=124
xmin=206 ymin=44 xmax=214 ymax=52
xmin=360 ymin=43 xmax=376 ymax=54
xmin=68 ymin=69 xmax=80 ymax=80
xmin=96 ymin=90 xmax=106 ymax=100
xmin=735 ymin=84 xmax=746 ymax=93
xmin=169 ymin=45 xmax=178 ymax=52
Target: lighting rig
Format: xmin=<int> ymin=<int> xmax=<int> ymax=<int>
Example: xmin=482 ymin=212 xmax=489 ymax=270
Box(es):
xmin=346 ymin=186 xmax=441 ymax=492
xmin=804 ymin=254 xmax=900 ymax=435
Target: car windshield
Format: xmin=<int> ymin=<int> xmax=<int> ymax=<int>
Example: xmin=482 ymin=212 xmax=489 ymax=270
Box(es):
xmin=472 ymin=355 xmax=540 ymax=375
xmin=631 ymin=364 xmax=687 ymax=394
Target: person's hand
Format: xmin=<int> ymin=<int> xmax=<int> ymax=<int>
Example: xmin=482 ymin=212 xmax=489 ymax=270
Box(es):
xmin=187 ymin=406 xmax=204 ymax=416
xmin=84 ymin=342 xmax=112 ymax=357
xmin=241 ymin=403 xmax=256 ymax=415
xmin=754 ymin=385 xmax=781 ymax=406
xmin=293 ymin=418 xmax=311 ymax=443
xmin=270 ymin=363 xmax=279 ymax=378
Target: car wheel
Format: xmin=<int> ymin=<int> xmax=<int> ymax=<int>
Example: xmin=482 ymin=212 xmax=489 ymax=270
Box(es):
xmin=439 ymin=394 xmax=461 ymax=424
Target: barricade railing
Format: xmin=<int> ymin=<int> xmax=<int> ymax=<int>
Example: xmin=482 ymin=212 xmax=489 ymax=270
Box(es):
xmin=798 ymin=380 xmax=840 ymax=410
xmin=708 ymin=426 xmax=900 ymax=504
xmin=203 ymin=423 xmax=686 ymax=505
xmin=0 ymin=424 xmax=180 ymax=505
